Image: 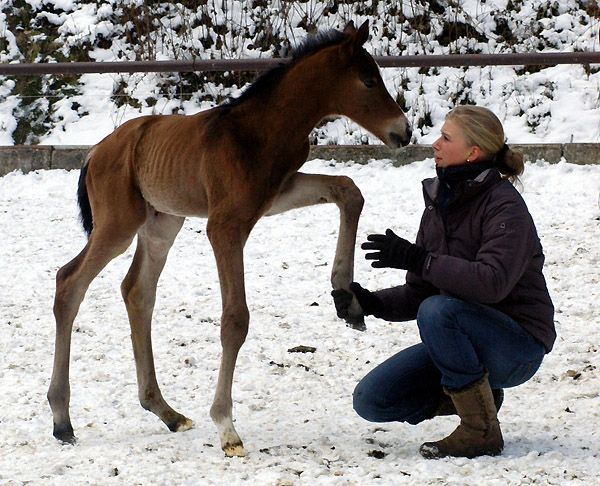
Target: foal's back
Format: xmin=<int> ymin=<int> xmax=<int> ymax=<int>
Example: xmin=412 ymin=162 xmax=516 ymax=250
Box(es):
xmin=88 ymin=108 xmax=230 ymax=218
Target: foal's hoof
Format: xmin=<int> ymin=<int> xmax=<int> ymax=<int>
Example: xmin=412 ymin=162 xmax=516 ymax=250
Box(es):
xmin=345 ymin=315 xmax=366 ymax=332
xmin=166 ymin=414 xmax=194 ymax=432
xmin=53 ymin=424 xmax=76 ymax=445
xmin=175 ymin=417 xmax=194 ymax=432
xmin=223 ymin=442 xmax=247 ymax=457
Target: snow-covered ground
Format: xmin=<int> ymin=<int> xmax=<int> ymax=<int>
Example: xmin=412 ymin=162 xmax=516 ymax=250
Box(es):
xmin=1 ymin=157 xmax=599 ymax=485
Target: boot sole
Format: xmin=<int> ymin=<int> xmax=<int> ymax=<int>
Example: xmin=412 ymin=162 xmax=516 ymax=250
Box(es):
xmin=420 ymin=442 xmax=503 ymax=459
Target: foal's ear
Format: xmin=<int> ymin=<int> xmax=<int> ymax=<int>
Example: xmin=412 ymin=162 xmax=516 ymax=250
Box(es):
xmin=340 ymin=20 xmax=369 ymax=61
xmin=343 ymin=21 xmax=356 ymax=35
xmin=354 ymin=20 xmax=370 ymax=47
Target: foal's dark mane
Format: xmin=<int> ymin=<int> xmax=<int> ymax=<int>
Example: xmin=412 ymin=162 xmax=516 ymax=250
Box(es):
xmin=223 ymin=29 xmax=349 ymax=109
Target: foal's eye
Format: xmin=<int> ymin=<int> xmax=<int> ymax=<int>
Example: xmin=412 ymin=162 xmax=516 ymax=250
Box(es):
xmin=362 ymin=79 xmax=376 ymax=89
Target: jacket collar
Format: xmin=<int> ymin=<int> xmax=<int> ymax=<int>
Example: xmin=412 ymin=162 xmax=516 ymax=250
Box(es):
xmin=423 ymin=166 xmax=502 ymax=206
xmin=436 ymin=159 xmax=499 ymax=186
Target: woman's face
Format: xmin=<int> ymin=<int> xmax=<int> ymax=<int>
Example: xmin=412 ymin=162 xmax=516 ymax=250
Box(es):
xmin=432 ymin=119 xmax=478 ymax=168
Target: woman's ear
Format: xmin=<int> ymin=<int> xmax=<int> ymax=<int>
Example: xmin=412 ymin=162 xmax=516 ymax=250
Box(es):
xmin=467 ymin=146 xmax=481 ymax=163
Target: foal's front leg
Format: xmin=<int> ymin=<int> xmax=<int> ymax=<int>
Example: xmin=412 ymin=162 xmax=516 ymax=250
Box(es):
xmin=206 ymin=215 xmax=251 ymax=457
xmin=266 ymin=172 xmax=366 ymax=329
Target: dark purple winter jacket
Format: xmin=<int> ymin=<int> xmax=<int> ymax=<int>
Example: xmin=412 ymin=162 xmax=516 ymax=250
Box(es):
xmin=373 ymin=167 xmax=556 ymax=352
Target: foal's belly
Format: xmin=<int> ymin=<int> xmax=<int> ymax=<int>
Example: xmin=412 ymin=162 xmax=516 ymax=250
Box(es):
xmin=138 ymin=178 xmax=210 ymax=218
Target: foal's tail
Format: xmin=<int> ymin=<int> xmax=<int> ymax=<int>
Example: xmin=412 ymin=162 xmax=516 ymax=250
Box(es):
xmin=77 ymin=149 xmax=94 ymax=237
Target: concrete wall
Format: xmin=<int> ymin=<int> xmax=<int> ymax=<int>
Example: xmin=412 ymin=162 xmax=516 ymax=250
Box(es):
xmin=0 ymin=143 xmax=598 ymax=177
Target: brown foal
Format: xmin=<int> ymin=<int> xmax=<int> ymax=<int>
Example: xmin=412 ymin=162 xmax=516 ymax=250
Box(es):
xmin=48 ymin=20 xmax=411 ymax=457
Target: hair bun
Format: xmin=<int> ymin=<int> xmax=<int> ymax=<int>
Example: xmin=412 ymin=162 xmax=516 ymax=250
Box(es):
xmin=497 ymin=143 xmax=509 ymax=159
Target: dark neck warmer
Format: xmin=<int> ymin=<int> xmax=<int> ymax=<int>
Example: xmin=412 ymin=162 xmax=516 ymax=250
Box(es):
xmin=436 ymin=159 xmax=498 ymax=188
xmin=434 ymin=160 xmax=498 ymax=214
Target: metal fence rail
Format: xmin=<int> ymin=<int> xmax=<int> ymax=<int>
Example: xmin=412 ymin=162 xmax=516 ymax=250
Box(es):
xmin=1 ymin=52 xmax=599 ymax=75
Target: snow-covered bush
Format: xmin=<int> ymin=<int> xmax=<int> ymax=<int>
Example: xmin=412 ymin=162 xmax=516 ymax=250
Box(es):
xmin=0 ymin=0 xmax=599 ymax=144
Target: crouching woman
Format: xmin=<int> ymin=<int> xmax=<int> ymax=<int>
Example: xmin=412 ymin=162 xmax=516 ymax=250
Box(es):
xmin=333 ymin=106 xmax=555 ymax=459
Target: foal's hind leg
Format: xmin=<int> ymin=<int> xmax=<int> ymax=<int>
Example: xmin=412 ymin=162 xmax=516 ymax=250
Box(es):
xmin=266 ymin=172 xmax=365 ymax=329
xmin=48 ymin=230 xmax=139 ymax=443
xmin=120 ymin=210 xmax=192 ymax=433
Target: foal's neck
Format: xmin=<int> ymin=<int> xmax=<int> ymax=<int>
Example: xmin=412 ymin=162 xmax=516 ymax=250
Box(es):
xmin=249 ymin=57 xmax=337 ymax=151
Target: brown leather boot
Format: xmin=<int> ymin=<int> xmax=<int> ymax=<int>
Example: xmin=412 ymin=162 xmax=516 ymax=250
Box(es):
xmin=433 ymin=388 xmax=504 ymax=417
xmin=420 ymin=374 xmax=504 ymax=459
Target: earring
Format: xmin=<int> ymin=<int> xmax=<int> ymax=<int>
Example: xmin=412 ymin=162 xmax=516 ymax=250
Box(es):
xmin=466 ymin=158 xmax=470 ymax=163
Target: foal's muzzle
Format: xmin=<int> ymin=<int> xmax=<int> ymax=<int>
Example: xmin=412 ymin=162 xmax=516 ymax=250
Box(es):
xmin=389 ymin=129 xmax=412 ymax=148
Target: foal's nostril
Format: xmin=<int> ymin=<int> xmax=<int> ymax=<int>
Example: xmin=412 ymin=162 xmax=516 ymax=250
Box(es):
xmin=389 ymin=131 xmax=410 ymax=147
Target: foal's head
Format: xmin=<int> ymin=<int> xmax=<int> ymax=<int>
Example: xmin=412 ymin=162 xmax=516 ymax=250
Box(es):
xmin=226 ymin=20 xmax=411 ymax=149
xmin=317 ymin=20 xmax=412 ymax=149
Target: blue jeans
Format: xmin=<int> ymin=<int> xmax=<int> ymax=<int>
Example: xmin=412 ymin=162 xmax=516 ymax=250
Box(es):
xmin=353 ymin=295 xmax=546 ymax=424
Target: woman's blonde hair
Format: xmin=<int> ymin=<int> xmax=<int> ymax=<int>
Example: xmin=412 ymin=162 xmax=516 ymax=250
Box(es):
xmin=446 ymin=105 xmax=524 ymax=184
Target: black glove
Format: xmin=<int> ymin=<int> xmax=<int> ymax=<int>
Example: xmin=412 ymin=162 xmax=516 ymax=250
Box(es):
xmin=361 ymin=229 xmax=428 ymax=275
xmin=331 ymin=282 xmax=383 ymax=318
xmin=331 ymin=288 xmax=354 ymax=319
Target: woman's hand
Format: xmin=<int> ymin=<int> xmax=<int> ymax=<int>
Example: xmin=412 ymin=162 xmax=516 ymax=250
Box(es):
xmin=332 ymin=282 xmax=383 ymax=317
xmin=362 ymin=229 xmax=428 ymax=275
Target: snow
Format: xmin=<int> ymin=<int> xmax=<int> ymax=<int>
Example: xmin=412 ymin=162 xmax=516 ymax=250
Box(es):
xmin=34 ymin=59 xmax=600 ymax=147
xmin=1 ymin=157 xmax=599 ymax=485
xmin=1 ymin=0 xmax=600 ymax=482
xmin=2 ymin=0 xmax=600 ymax=145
